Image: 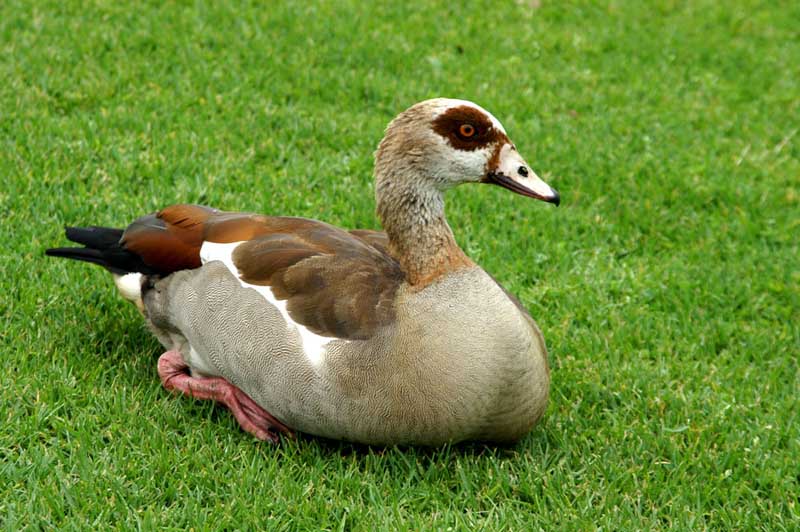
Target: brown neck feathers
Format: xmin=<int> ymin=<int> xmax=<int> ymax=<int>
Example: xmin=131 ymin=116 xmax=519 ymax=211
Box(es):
xmin=376 ymin=179 xmax=472 ymax=288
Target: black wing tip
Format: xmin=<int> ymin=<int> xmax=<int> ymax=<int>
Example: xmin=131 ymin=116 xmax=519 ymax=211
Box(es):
xmin=63 ymin=226 xmax=125 ymax=247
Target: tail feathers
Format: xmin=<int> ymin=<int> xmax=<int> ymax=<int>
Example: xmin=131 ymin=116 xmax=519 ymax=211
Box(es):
xmin=46 ymin=226 xmax=158 ymax=276
xmin=64 ymin=226 xmax=124 ymax=249
xmin=45 ymin=247 xmax=123 ymax=272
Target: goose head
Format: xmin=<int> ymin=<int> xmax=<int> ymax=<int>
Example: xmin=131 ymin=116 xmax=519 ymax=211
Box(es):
xmin=375 ymin=98 xmax=560 ymax=205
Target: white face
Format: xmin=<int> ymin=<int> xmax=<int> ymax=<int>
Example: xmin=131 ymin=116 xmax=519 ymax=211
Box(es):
xmin=421 ymin=99 xmax=560 ymax=204
xmin=422 ymin=100 xmax=503 ymax=188
xmin=424 ymin=139 xmax=494 ymax=188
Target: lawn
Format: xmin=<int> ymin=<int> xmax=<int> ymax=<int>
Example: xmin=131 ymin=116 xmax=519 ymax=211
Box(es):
xmin=1 ymin=0 xmax=798 ymax=529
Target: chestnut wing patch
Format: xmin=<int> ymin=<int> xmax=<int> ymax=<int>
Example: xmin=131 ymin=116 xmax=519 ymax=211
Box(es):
xmin=121 ymin=204 xmax=276 ymax=275
xmin=234 ymin=222 xmax=405 ymax=340
xmin=120 ymin=205 xmax=216 ymax=274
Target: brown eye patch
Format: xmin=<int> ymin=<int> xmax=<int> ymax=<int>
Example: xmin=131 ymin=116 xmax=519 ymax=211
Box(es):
xmin=431 ymin=105 xmax=509 ymax=151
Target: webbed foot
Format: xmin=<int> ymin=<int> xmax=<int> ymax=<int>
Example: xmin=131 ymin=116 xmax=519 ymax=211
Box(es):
xmin=157 ymin=350 xmax=294 ymax=443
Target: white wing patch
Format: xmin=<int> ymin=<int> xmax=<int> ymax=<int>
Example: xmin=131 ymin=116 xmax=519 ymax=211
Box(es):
xmin=199 ymin=241 xmax=333 ymax=366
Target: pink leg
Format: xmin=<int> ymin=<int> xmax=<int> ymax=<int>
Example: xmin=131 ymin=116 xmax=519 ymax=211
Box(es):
xmin=157 ymin=350 xmax=294 ymax=443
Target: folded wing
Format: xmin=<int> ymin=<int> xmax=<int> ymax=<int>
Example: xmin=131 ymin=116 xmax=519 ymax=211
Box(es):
xmin=122 ymin=204 xmax=405 ymax=340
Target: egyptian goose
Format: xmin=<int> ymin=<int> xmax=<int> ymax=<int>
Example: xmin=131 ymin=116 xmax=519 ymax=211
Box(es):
xmin=46 ymin=98 xmax=560 ymax=445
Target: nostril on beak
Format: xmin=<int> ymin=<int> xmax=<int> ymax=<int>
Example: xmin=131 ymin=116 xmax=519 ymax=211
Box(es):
xmin=517 ymin=166 xmax=529 ymax=177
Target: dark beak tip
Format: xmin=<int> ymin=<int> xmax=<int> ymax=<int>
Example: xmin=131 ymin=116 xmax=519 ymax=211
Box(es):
xmin=486 ymin=171 xmax=561 ymax=206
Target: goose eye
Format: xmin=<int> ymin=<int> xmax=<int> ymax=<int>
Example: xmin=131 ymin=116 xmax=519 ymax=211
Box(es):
xmin=458 ymin=124 xmax=476 ymax=138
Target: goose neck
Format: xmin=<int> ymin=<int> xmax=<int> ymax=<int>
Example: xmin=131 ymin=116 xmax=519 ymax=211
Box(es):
xmin=376 ymin=176 xmax=472 ymax=287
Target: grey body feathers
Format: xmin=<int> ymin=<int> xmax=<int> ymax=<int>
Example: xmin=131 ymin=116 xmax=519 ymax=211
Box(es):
xmin=144 ymin=261 xmax=549 ymax=445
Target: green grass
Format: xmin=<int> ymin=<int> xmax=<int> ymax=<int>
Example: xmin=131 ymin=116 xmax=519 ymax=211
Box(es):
xmin=1 ymin=0 xmax=798 ymax=529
